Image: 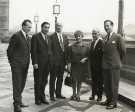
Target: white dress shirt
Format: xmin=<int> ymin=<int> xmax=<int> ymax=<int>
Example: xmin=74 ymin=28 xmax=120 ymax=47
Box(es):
xmin=21 ymin=30 xmax=27 ymax=39
xmin=41 ymin=32 xmax=48 ymax=43
xmin=56 ymin=33 xmax=63 ymax=43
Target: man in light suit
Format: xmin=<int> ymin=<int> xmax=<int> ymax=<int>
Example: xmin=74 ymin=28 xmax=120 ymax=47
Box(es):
xmin=7 ymin=20 xmax=32 ymax=112
xmin=89 ymin=29 xmax=104 ymax=102
xmin=49 ymin=23 xmax=69 ymax=101
xmin=31 ymin=22 xmax=51 ymax=105
xmin=100 ymin=20 xmax=126 ymax=109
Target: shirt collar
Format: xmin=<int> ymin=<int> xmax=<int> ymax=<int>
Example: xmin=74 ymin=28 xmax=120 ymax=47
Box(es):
xmin=109 ymin=32 xmax=114 ymax=38
xmin=21 ymin=30 xmax=27 ymax=38
xmin=41 ymin=32 xmax=48 ymax=40
xmin=41 ymin=32 xmax=45 ymax=36
xmin=56 ymin=32 xmax=62 ymax=36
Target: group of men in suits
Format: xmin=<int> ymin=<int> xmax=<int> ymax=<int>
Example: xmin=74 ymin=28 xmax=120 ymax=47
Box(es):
xmin=7 ymin=19 xmax=126 ymax=112
xmin=7 ymin=20 xmax=69 ymax=112
xmin=89 ymin=20 xmax=126 ymax=110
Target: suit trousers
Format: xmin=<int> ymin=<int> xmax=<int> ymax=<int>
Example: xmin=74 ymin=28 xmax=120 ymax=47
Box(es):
xmin=91 ymin=67 xmax=103 ymax=98
xmin=103 ymin=68 xmax=120 ymax=105
xmin=49 ymin=64 xmax=65 ymax=98
xmin=11 ymin=61 xmax=29 ymax=105
xmin=33 ymin=62 xmax=49 ymax=101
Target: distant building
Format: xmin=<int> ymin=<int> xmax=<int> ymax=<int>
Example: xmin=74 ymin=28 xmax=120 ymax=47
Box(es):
xmin=0 ymin=0 xmax=9 ymax=38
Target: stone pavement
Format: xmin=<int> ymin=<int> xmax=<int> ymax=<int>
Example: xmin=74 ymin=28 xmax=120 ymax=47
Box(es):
xmin=0 ymin=43 xmax=135 ymax=112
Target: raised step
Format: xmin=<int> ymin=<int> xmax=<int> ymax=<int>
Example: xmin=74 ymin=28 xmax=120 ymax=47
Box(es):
xmin=119 ymin=78 xmax=135 ymax=107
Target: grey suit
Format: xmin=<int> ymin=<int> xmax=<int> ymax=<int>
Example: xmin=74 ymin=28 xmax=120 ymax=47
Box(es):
xmin=102 ymin=32 xmax=126 ymax=105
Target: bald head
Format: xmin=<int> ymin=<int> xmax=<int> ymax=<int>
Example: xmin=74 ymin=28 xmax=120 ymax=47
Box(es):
xmin=92 ymin=28 xmax=100 ymax=41
xmin=92 ymin=28 xmax=100 ymax=33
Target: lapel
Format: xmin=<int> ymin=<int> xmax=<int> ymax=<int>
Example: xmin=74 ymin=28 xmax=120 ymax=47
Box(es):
xmin=90 ymin=41 xmax=95 ymax=50
xmin=54 ymin=32 xmax=62 ymax=48
xmin=39 ymin=33 xmax=48 ymax=47
xmin=19 ymin=31 xmax=30 ymax=48
xmin=94 ymin=40 xmax=99 ymax=50
xmin=108 ymin=32 xmax=115 ymax=42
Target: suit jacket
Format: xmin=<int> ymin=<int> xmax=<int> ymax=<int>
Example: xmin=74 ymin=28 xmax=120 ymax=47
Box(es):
xmin=50 ymin=32 xmax=69 ymax=66
xmin=7 ymin=30 xmax=31 ymax=65
xmin=89 ymin=39 xmax=104 ymax=69
xmin=31 ymin=32 xmax=51 ymax=65
xmin=102 ymin=32 xmax=126 ymax=69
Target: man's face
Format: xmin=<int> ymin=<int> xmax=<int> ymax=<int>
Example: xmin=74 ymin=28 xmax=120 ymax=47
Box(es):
xmin=104 ymin=21 xmax=113 ymax=34
xmin=42 ymin=24 xmax=50 ymax=34
xmin=92 ymin=31 xmax=99 ymax=41
xmin=56 ymin=25 xmax=63 ymax=33
xmin=22 ymin=22 xmax=32 ymax=34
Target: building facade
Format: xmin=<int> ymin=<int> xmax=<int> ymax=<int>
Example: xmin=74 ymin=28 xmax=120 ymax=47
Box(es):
xmin=0 ymin=0 xmax=9 ymax=38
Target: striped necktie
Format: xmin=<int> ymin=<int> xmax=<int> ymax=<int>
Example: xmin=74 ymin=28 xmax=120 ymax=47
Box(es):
xmin=59 ymin=35 xmax=64 ymax=51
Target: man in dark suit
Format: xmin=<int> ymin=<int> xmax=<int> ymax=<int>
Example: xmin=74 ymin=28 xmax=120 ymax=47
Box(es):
xmin=89 ymin=29 xmax=104 ymax=102
xmin=100 ymin=20 xmax=126 ymax=109
xmin=31 ymin=22 xmax=51 ymax=105
xmin=7 ymin=19 xmax=32 ymax=112
xmin=49 ymin=23 xmax=69 ymax=101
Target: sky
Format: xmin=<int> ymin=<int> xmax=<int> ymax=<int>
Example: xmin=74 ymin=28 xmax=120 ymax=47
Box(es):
xmin=9 ymin=0 xmax=135 ymax=33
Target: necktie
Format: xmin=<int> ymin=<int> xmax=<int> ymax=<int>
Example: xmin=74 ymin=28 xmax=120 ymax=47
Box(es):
xmin=45 ymin=35 xmax=48 ymax=44
xmin=26 ymin=34 xmax=29 ymax=42
xmin=26 ymin=34 xmax=30 ymax=49
xmin=59 ymin=35 xmax=64 ymax=51
xmin=107 ymin=33 xmax=110 ymax=41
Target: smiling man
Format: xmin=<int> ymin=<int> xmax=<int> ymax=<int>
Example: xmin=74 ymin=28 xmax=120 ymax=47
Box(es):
xmin=100 ymin=20 xmax=126 ymax=109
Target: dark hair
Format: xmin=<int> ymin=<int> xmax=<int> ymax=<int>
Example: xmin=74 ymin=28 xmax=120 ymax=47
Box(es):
xmin=104 ymin=20 xmax=114 ymax=26
xmin=22 ymin=19 xmax=32 ymax=26
xmin=41 ymin=22 xmax=50 ymax=28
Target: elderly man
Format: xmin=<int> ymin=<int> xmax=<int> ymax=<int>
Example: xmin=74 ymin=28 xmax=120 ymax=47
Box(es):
xmin=49 ymin=23 xmax=69 ymax=101
xmin=100 ymin=20 xmax=126 ymax=109
xmin=7 ymin=19 xmax=32 ymax=112
xmin=88 ymin=29 xmax=104 ymax=102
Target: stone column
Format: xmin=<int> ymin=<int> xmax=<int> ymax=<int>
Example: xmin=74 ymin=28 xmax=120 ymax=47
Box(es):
xmin=117 ymin=0 xmax=124 ymax=36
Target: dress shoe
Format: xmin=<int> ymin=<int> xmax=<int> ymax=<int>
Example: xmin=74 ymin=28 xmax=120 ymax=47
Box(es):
xmin=41 ymin=99 xmax=49 ymax=104
xmin=20 ymin=103 xmax=29 ymax=108
xmin=70 ymin=95 xmax=76 ymax=101
xmin=89 ymin=96 xmax=95 ymax=100
xmin=14 ymin=104 xmax=22 ymax=112
xmin=97 ymin=97 xmax=102 ymax=102
xmin=76 ymin=96 xmax=80 ymax=102
xmin=35 ymin=100 xmax=41 ymax=105
xmin=50 ymin=97 xmax=56 ymax=101
xmin=100 ymin=101 xmax=109 ymax=106
xmin=106 ymin=104 xmax=117 ymax=109
xmin=56 ymin=95 xmax=66 ymax=99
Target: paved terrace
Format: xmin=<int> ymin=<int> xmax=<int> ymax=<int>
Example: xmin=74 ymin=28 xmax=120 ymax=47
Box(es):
xmin=0 ymin=43 xmax=134 ymax=112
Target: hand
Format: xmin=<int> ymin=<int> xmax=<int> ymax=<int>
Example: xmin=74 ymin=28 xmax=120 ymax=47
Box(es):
xmin=80 ymin=58 xmax=87 ymax=63
xmin=33 ymin=64 xmax=38 ymax=69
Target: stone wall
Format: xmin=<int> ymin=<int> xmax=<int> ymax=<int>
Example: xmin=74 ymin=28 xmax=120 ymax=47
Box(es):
xmin=0 ymin=0 xmax=9 ymax=39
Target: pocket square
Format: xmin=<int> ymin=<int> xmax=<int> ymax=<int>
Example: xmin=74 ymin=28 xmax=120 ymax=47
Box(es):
xmin=112 ymin=41 xmax=116 ymax=44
